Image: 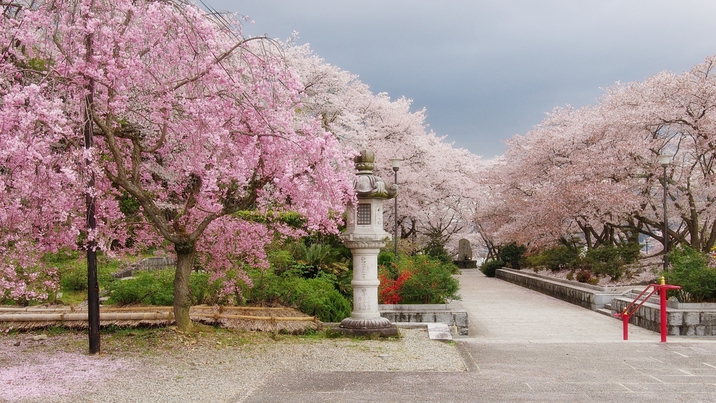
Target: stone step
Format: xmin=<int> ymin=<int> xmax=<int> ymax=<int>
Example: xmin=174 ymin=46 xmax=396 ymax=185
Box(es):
xmin=426 ymin=323 xmax=454 ymax=341
xmin=395 ymin=322 xmax=454 ymax=341
xmin=622 ymin=294 xmax=660 ymax=305
xmin=596 ymin=308 xmax=616 ymax=317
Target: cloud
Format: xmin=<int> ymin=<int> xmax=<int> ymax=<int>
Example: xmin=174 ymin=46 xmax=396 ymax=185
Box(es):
xmin=207 ymin=0 xmax=716 ymax=157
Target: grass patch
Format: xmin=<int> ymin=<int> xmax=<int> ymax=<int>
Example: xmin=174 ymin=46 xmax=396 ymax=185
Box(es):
xmin=1 ymin=325 xmax=303 ymax=358
xmin=43 ymin=249 xmax=125 ymax=305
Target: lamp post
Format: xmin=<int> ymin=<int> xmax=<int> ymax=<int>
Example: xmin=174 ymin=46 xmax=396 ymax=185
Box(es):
xmin=390 ymin=158 xmax=401 ymax=261
xmin=659 ymin=154 xmax=672 ymax=272
xmin=84 ymin=26 xmax=100 ymax=355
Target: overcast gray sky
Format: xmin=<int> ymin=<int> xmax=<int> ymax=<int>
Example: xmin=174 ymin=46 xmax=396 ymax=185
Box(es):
xmin=205 ymin=0 xmax=716 ymax=158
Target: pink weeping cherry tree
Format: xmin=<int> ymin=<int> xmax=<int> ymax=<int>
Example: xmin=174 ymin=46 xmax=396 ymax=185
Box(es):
xmin=0 ymin=0 xmax=355 ymax=331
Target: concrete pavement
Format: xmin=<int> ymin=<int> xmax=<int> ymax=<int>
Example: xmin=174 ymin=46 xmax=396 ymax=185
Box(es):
xmin=458 ymin=269 xmax=657 ymax=343
xmin=244 ymin=269 xmax=716 ymax=402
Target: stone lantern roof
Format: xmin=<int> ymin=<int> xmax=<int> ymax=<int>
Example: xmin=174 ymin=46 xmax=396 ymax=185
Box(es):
xmin=353 ymin=150 xmax=398 ymax=199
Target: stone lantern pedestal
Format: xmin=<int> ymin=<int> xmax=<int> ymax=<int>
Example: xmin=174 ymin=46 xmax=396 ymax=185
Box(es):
xmin=335 ymin=150 xmax=399 ymax=337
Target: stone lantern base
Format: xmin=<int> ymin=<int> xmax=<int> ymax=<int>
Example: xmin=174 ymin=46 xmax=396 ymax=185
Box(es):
xmin=332 ymin=317 xmax=399 ymax=338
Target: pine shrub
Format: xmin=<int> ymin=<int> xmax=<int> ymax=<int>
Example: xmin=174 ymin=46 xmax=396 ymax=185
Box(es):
xmin=480 ymin=260 xmax=505 ymax=277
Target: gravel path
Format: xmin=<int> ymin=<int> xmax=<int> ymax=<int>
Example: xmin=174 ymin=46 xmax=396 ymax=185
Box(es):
xmin=0 ymin=327 xmax=464 ymax=402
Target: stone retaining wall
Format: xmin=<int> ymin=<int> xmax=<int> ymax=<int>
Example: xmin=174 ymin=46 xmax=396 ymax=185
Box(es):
xmin=495 ymin=268 xmax=626 ymax=310
xmin=379 ymin=302 xmax=469 ymax=336
xmin=612 ymin=297 xmax=716 ymax=336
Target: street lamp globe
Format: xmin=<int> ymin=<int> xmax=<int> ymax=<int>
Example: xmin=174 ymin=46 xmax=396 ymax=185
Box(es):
xmin=658 ymin=154 xmax=673 ymax=167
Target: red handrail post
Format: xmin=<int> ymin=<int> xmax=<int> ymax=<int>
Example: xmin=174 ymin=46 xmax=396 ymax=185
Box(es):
xmin=615 ymin=277 xmax=680 ymax=342
xmin=659 ymin=285 xmax=668 ymax=342
xmin=614 ymin=307 xmax=631 ymax=340
xmin=655 ymin=277 xmax=681 ymax=343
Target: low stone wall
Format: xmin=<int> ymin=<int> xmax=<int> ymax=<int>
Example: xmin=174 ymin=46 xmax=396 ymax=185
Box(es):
xmin=612 ymin=297 xmax=716 ymax=336
xmin=113 ymin=256 xmax=176 ymax=278
xmin=495 ymin=268 xmax=627 ymax=310
xmin=496 ymin=268 xmax=716 ymax=337
xmin=379 ymin=302 xmax=468 ymax=336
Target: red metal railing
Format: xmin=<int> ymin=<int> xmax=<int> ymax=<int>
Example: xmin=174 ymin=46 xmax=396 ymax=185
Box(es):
xmin=614 ymin=277 xmax=680 ymax=342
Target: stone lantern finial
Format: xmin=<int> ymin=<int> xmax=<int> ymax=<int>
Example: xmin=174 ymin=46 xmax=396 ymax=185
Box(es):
xmin=354 ymin=149 xmax=375 ymax=172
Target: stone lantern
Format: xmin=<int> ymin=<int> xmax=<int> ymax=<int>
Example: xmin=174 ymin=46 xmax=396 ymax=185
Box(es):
xmin=337 ymin=150 xmax=399 ymax=337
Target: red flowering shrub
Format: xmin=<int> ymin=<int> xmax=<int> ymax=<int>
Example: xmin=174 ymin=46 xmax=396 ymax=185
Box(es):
xmin=379 ymin=268 xmax=412 ymax=304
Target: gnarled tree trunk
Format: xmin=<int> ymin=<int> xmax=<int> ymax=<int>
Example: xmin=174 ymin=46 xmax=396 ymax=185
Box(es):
xmin=173 ymin=242 xmax=196 ymax=332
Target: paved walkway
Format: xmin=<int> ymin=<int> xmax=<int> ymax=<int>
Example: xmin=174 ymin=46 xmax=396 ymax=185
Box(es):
xmin=245 ymin=270 xmax=716 ymax=402
xmin=459 ymin=269 xmax=657 ymax=343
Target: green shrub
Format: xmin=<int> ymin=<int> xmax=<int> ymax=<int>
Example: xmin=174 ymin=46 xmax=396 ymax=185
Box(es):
xmin=665 ymin=246 xmax=716 ymax=302
xmin=480 ymin=260 xmax=505 ymax=277
xmin=106 ymin=269 xmax=215 ymax=306
xmin=378 ymin=249 xmax=395 ymax=267
xmin=104 ymin=262 xmax=347 ymax=322
xmin=60 ymin=267 xmax=88 ymax=292
xmin=498 ymin=243 xmax=526 ymax=269
xmin=267 ymin=250 xmax=295 ymax=274
xmin=279 ymin=273 xmax=351 ymax=322
xmin=529 ymin=245 xmax=579 ymax=271
xmin=245 ymin=268 xmax=285 ymax=305
xmin=400 ymin=255 xmax=459 ymax=303
xmin=107 ymin=270 xmax=175 ymax=306
xmin=54 ymin=250 xmax=119 ymax=292
xmin=283 ymin=237 xmax=352 ymax=279
xmin=41 ymin=248 xmax=81 ymax=265
xmin=421 ymin=230 xmax=453 ymax=264
xmin=189 ymin=270 xmax=232 ymax=306
xmin=46 ymin=249 xmax=88 ymax=292
xmin=583 ymin=243 xmax=639 ymax=281
xmin=246 ymin=268 xmax=351 ymax=322
xmin=423 ymin=243 xmax=453 ymax=264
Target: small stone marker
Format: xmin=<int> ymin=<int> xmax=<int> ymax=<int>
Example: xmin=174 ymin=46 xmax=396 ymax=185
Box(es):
xmin=454 ymin=238 xmax=477 ymax=268
xmin=457 ymin=238 xmax=472 ymax=261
